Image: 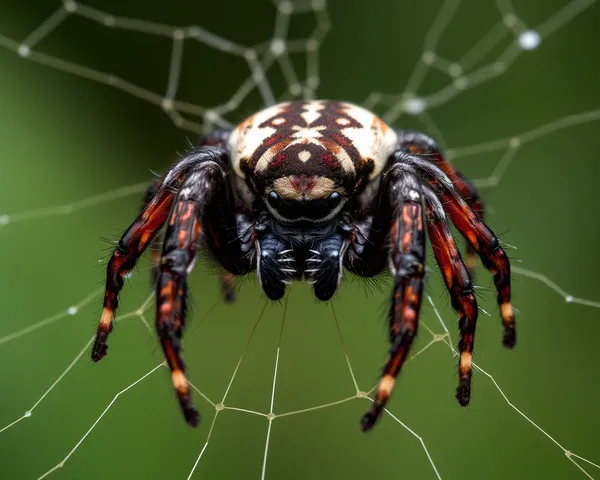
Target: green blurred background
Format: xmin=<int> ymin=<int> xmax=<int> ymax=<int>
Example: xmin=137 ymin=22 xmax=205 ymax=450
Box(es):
xmin=1 ymin=1 xmax=599 ymax=479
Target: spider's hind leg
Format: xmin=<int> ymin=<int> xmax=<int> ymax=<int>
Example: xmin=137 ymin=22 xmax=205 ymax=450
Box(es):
xmin=397 ymin=130 xmax=485 ymax=276
xmin=424 ymin=186 xmax=479 ymax=406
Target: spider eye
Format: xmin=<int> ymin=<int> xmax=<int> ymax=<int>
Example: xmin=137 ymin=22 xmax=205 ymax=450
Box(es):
xmin=267 ymin=191 xmax=280 ymax=207
xmin=328 ymin=191 xmax=341 ymax=207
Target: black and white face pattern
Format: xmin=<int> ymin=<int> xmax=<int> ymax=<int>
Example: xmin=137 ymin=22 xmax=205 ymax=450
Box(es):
xmin=229 ymin=100 xmax=398 ymax=223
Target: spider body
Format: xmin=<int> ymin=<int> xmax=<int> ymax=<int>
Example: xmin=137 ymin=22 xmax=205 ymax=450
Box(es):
xmin=92 ymin=100 xmax=516 ymax=431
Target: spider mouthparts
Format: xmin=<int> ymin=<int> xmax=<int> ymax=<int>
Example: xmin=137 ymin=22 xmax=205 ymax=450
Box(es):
xmin=455 ymin=380 xmax=471 ymax=407
xmin=183 ymin=408 xmax=200 ymax=427
xmin=502 ymin=327 xmax=516 ymax=349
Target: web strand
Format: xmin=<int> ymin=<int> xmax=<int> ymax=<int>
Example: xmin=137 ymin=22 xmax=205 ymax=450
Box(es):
xmin=0 ymin=0 xmax=330 ymax=134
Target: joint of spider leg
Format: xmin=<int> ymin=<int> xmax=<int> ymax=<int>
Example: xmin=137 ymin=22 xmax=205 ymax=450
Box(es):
xmin=161 ymin=250 xmax=191 ymax=276
xmin=390 ymin=254 xmax=425 ymax=279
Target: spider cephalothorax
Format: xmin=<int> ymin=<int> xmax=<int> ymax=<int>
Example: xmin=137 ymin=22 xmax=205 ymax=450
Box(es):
xmin=92 ymin=100 xmax=516 ymax=431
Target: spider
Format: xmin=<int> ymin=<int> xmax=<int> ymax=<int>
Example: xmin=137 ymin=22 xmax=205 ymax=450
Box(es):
xmin=92 ymin=100 xmax=515 ymax=431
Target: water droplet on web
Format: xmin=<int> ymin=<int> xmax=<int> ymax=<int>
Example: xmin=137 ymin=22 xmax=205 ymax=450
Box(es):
xmin=403 ymin=97 xmax=426 ymax=115
xmin=270 ymin=39 xmax=286 ymax=55
xmin=519 ymin=30 xmax=541 ymax=50
xmin=18 ymin=45 xmax=30 ymax=57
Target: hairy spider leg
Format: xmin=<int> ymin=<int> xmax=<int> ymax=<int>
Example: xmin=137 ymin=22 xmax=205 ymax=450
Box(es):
xmin=361 ymin=167 xmax=426 ymax=432
xmin=140 ymin=129 xmax=237 ymax=297
xmin=424 ymin=187 xmax=479 ymax=406
xmin=139 ymin=176 xmax=165 ymax=285
xmin=397 ymin=130 xmax=485 ymax=276
xmin=92 ymin=147 xmax=249 ymax=362
xmin=156 ymin=166 xmax=224 ymax=427
xmin=401 ymin=153 xmax=516 ymax=348
xmin=94 ymin=147 xmax=257 ymax=426
xmin=92 ymin=183 xmax=176 ymax=362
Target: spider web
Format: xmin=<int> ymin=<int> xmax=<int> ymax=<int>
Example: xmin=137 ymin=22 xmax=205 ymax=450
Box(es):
xmin=1 ymin=0 xmax=599 ymax=478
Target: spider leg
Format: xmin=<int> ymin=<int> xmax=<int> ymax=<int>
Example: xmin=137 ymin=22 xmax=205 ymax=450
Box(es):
xmin=424 ymin=186 xmax=479 ymax=406
xmin=92 ymin=179 xmax=176 ymax=362
xmin=397 ymin=130 xmax=484 ymax=275
xmin=142 ymin=129 xmax=235 ymax=293
xmin=139 ymin=176 xmax=165 ymax=285
xmin=156 ymin=164 xmax=226 ymax=426
xmin=361 ymin=166 xmax=426 ymax=432
xmin=92 ymin=147 xmax=239 ymax=362
xmin=400 ymin=152 xmax=516 ymax=348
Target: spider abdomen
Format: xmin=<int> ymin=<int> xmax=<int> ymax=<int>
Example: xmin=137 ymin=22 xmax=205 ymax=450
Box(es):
xmin=229 ymin=100 xmax=398 ymax=199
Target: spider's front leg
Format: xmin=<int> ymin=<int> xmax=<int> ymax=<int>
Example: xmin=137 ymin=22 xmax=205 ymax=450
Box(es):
xmin=92 ymin=147 xmax=254 ymax=426
xmin=140 ymin=129 xmax=239 ymax=301
xmin=354 ymin=166 xmax=427 ymax=432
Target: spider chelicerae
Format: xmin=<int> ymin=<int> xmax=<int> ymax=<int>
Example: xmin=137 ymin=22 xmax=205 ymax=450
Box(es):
xmin=92 ymin=100 xmax=515 ymax=431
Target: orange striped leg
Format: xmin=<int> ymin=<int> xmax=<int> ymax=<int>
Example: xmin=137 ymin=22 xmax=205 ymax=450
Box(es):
xmin=138 ymin=176 xmax=167 ymax=285
xmin=156 ymin=191 xmax=205 ymax=427
xmin=398 ymin=131 xmax=485 ymax=275
xmin=361 ymin=168 xmax=426 ymax=432
xmin=91 ymin=148 xmax=228 ymax=362
xmin=92 ymin=186 xmax=176 ymax=361
xmin=425 ymin=187 xmax=479 ymax=405
xmin=437 ymin=189 xmax=515 ymax=348
xmin=403 ymin=154 xmax=516 ymax=348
